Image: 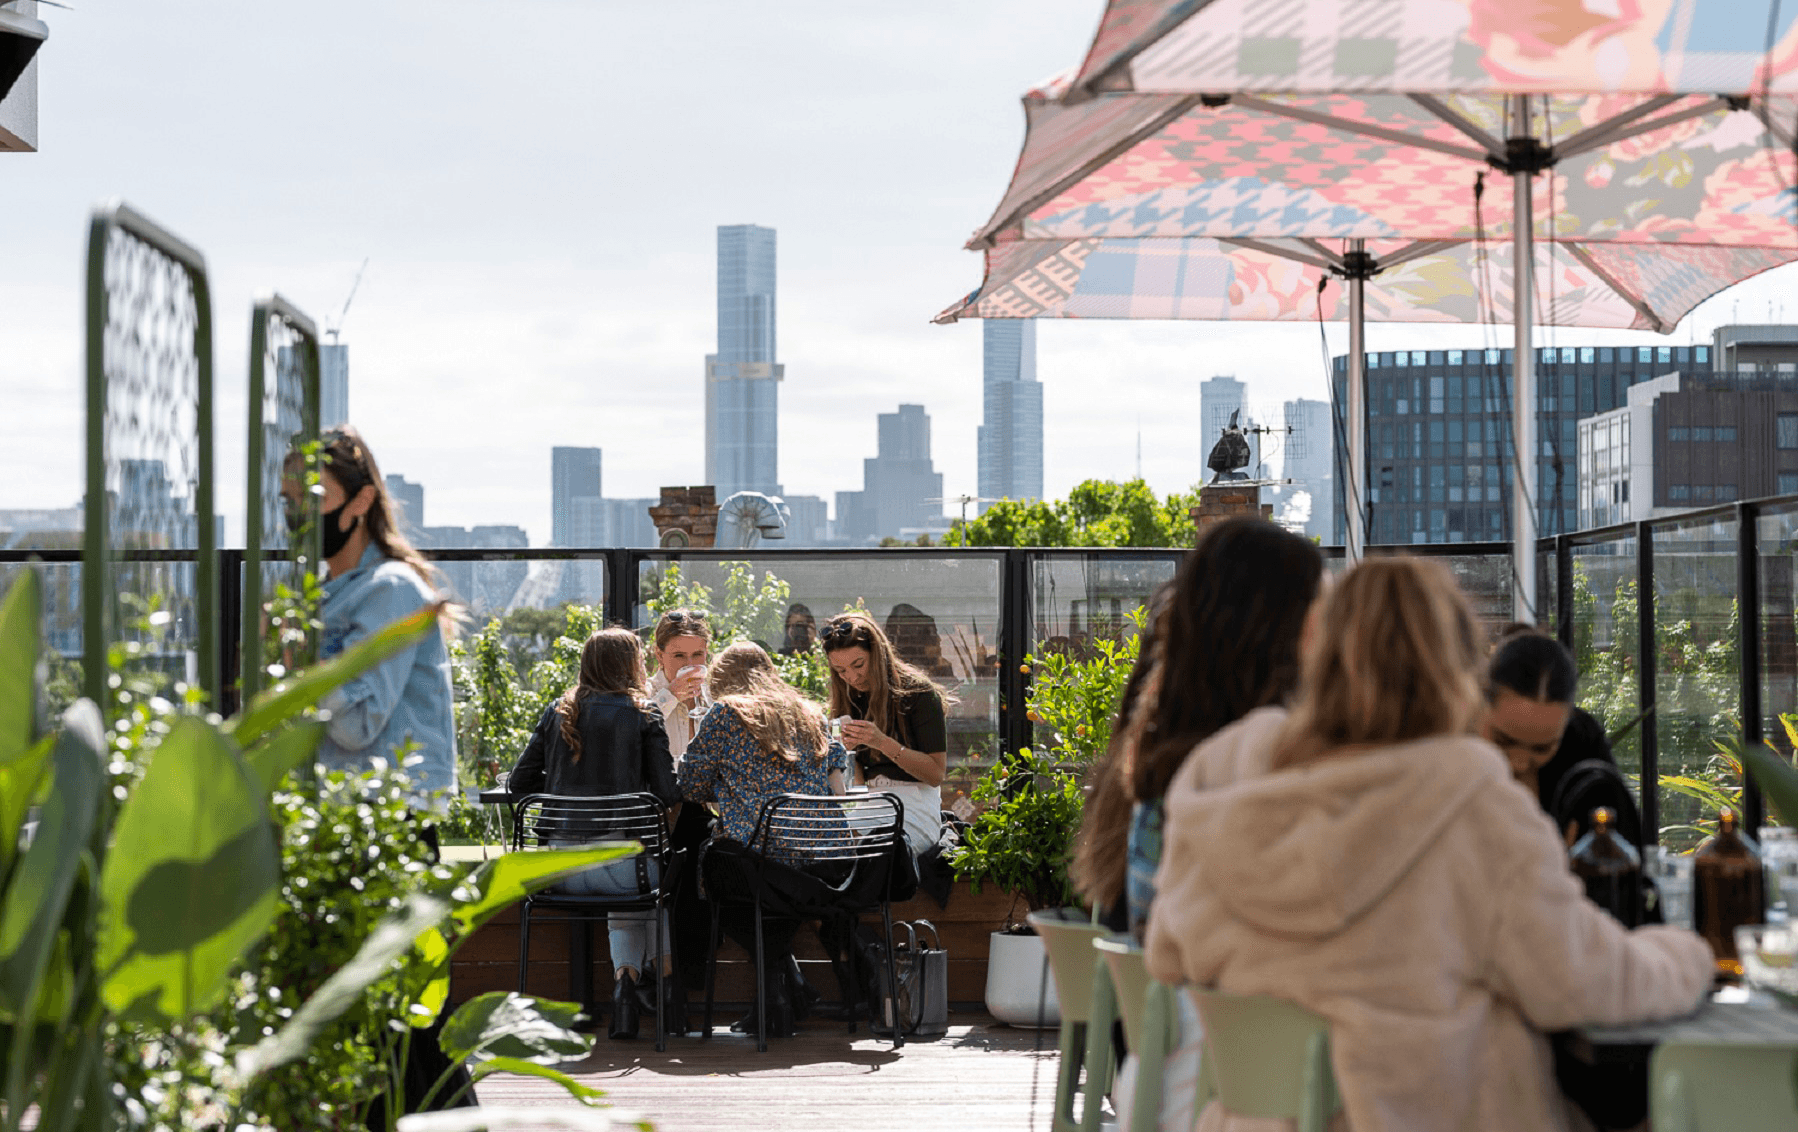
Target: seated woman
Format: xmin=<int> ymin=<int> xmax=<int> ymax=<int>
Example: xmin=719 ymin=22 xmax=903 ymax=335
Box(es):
xmin=1484 ymin=624 xmax=1642 ymax=846
xmin=507 ymin=628 xmax=677 ymax=1041
xmin=1072 ymin=516 xmax=1324 ymax=938
xmin=678 ymin=642 xmax=850 ymax=1038
xmin=1146 ymin=558 xmax=1713 ymax=1132
xmin=821 ymin=611 xmax=950 ymax=855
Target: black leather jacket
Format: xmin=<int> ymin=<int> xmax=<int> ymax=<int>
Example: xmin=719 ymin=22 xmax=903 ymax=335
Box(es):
xmin=507 ymin=693 xmax=678 ymax=807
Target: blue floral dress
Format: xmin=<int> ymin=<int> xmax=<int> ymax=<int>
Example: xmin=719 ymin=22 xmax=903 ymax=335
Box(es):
xmin=677 ymin=704 xmax=851 ymax=861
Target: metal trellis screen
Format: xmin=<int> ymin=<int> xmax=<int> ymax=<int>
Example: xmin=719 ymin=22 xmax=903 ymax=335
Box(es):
xmin=82 ymin=203 xmax=217 ymax=708
xmin=241 ymin=296 xmax=321 ymax=703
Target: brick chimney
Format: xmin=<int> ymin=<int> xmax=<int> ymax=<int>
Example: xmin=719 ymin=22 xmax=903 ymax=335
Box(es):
xmin=1190 ymin=483 xmax=1273 ymax=544
xmin=648 ymin=486 xmax=719 ymax=548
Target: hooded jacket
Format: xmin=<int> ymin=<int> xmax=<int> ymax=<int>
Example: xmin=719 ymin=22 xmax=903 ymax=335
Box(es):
xmin=1144 ymin=723 xmax=1713 ymax=1132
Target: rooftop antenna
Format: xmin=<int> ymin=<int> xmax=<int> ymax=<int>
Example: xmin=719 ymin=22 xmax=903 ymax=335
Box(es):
xmin=324 ymin=258 xmax=369 ymax=343
xmin=1135 ymin=418 xmax=1143 ymax=480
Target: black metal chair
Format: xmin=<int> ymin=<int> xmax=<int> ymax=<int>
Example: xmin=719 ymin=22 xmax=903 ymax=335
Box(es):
xmin=700 ymin=791 xmax=909 ymax=1052
xmin=512 ymin=792 xmax=683 ymax=1051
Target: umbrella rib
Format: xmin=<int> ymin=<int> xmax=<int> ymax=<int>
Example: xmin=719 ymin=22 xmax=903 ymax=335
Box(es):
xmin=1232 ymin=94 xmax=1489 ymax=163
xmin=1296 ymin=238 xmax=1347 ymax=266
xmin=1374 ymin=239 xmax=1464 ymax=270
xmin=1408 ymin=95 xmax=1508 ymax=160
xmin=1556 ymin=96 xmax=1723 ymax=160
xmin=1562 ymin=244 xmax=1671 ymax=333
xmin=1218 ymin=237 xmax=1341 ymax=271
xmin=973 ymin=94 xmax=1209 ymax=249
xmin=1752 ymin=99 xmax=1796 ymax=150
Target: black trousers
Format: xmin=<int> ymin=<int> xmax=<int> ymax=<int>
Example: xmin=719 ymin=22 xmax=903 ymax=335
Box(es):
xmin=670 ymin=804 xmax=721 ymax=989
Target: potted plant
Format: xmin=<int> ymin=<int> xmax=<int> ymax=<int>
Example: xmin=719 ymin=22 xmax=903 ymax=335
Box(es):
xmin=949 ymin=619 xmax=1141 ymax=1026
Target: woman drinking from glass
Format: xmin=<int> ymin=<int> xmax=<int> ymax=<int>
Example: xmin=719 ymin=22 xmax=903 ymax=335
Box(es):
xmin=820 ymin=611 xmax=950 ymax=856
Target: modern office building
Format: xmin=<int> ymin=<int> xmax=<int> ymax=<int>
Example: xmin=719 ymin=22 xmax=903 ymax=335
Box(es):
xmin=1578 ymin=367 xmax=1798 ymax=529
xmin=550 ymin=447 xmax=605 ymax=547
xmin=384 ymin=474 xmax=425 ymax=542
xmin=835 ymin=405 xmax=945 ymax=544
xmin=1334 ymin=341 xmax=1721 ymax=544
xmin=319 ymin=343 xmax=349 ymax=430
xmin=705 ymin=224 xmax=783 ymax=498
xmin=782 ymin=494 xmax=831 ymax=547
xmin=977 ymin=321 xmax=1044 ymax=512
xmin=1280 ymin=398 xmax=1336 ymax=541
xmin=419 ymin=522 xmax=530 ymax=617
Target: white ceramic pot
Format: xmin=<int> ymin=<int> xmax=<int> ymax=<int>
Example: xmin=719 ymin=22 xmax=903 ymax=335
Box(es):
xmin=985 ymin=929 xmax=1061 ymax=1028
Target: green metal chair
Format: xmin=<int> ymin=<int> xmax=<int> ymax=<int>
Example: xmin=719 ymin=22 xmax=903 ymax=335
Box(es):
xmin=1027 ymin=909 xmax=1115 ymax=1132
xmin=1650 ymin=1041 xmax=1798 ymax=1132
xmin=1190 ymin=988 xmax=1340 ymax=1132
xmin=1095 ymin=937 xmax=1185 ymax=1132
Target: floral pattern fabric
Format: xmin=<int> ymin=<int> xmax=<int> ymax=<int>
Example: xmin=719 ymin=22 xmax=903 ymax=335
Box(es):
xmin=676 ymin=704 xmax=852 ymax=859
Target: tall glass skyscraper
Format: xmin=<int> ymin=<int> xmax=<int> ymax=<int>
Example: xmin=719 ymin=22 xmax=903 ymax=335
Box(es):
xmin=977 ymin=321 xmax=1043 ymax=512
xmin=705 ymin=225 xmax=783 ymax=498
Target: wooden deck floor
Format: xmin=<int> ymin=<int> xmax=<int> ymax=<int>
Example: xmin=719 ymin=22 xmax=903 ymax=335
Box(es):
xmin=472 ymin=1011 xmax=1068 ymax=1132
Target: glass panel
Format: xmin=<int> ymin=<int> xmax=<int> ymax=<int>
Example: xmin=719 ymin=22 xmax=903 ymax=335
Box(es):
xmin=637 ymin=553 xmax=1004 ymax=802
xmin=435 ymin=556 xmax=595 ymax=626
xmin=1571 ymin=536 xmax=1641 ymax=800
xmin=1028 ymin=553 xmax=1178 ymax=652
xmin=1652 ymin=515 xmax=1741 ymax=852
xmin=1760 ymin=506 xmax=1798 ymax=821
xmin=1538 ymin=548 xmax=1557 ymax=636
xmin=0 ymin=561 xmax=85 ymax=719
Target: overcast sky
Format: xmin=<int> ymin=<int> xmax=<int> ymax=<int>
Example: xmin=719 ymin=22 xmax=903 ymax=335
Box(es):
xmin=6 ymin=0 xmax=1798 ymax=545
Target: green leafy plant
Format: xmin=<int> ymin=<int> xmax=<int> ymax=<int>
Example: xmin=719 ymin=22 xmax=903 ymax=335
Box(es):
xmin=949 ymin=610 xmax=1145 ymax=920
xmin=942 ymin=478 xmax=1200 ymax=548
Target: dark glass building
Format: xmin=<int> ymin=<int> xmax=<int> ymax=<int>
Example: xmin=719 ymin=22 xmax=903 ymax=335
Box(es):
xmin=1333 ymin=342 xmax=1714 ymax=545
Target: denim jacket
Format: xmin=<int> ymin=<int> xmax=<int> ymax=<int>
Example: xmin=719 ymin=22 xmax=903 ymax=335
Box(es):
xmin=316 ymin=544 xmax=458 ymax=810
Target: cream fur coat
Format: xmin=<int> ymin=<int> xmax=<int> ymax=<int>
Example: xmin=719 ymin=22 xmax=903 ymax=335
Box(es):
xmin=1144 ymin=709 xmax=1714 ymax=1132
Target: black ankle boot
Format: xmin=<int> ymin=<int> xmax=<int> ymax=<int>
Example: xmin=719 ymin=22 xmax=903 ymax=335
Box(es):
xmin=609 ymin=970 xmax=640 ymax=1041
xmin=729 ymin=971 xmax=795 ymax=1038
xmin=785 ymin=955 xmax=821 ymax=1023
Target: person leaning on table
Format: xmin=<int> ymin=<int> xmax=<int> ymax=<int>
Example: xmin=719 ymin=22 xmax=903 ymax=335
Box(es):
xmin=1145 ymin=557 xmax=1713 ymax=1132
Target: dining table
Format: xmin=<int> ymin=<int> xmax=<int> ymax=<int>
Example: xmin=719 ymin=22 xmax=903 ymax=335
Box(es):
xmin=1571 ymin=986 xmax=1798 ymax=1065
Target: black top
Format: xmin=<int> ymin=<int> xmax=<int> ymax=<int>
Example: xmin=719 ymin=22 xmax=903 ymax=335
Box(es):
xmin=1536 ymin=706 xmax=1643 ymax=846
xmin=847 ymin=685 xmax=946 ymax=783
xmin=507 ymin=693 xmax=677 ymax=806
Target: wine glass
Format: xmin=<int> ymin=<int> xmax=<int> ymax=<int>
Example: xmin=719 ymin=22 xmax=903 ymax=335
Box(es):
xmin=678 ymin=665 xmax=710 ymax=721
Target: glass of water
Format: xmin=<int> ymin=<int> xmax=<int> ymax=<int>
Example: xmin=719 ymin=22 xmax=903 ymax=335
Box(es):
xmin=1651 ymin=846 xmax=1695 ymax=930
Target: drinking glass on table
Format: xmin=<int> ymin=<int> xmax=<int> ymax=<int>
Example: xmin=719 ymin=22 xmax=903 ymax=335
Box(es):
xmin=1651 ymin=846 xmax=1694 ymax=931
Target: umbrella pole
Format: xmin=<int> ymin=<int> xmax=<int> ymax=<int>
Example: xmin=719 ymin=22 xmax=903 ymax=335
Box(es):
xmin=1511 ymin=96 xmax=1539 ymax=624
xmin=1346 ymin=244 xmax=1367 ymax=563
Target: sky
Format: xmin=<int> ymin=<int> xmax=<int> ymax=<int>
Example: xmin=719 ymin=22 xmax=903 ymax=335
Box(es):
xmin=6 ymin=0 xmax=1798 ymax=546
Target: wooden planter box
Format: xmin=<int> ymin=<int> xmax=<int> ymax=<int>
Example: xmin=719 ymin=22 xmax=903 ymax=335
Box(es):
xmin=450 ymin=880 xmax=1022 ymax=1011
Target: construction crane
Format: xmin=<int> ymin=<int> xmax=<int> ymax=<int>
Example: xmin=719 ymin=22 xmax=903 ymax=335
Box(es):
xmin=324 ymin=258 xmax=369 ymax=343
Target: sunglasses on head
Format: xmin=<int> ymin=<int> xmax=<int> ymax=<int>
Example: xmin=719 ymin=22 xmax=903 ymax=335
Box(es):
xmin=663 ymin=609 xmax=709 ymax=626
xmin=822 ymin=620 xmax=871 ymax=646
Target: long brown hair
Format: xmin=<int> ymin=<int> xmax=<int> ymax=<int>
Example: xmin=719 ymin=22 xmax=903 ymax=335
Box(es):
xmin=820 ymin=612 xmax=947 ymax=746
xmin=556 ymin=628 xmax=650 ymax=763
xmin=1273 ymin=557 xmax=1484 ymax=770
xmin=708 ymin=642 xmax=829 ymax=763
xmin=1122 ymin=517 xmax=1324 ymax=801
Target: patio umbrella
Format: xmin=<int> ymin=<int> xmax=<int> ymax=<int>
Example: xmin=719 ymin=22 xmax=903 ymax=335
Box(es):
xmin=941 ymin=0 xmax=1798 ymax=619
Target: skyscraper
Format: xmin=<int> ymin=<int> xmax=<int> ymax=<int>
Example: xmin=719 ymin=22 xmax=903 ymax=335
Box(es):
xmin=1280 ymin=399 xmax=1335 ymax=541
xmin=705 ymin=225 xmax=782 ymax=498
xmin=836 ymin=405 xmax=945 ymax=543
xmin=551 ymin=447 xmax=605 ymax=547
xmin=320 ymin=343 xmax=349 ymax=429
xmin=977 ymin=321 xmax=1044 ymax=512
xmin=384 ymin=474 xmax=425 ymax=542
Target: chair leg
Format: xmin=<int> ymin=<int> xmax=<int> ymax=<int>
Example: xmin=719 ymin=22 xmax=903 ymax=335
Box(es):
xmin=1053 ymin=1021 xmax=1087 ymax=1132
xmin=703 ymin=902 xmax=723 ymax=1040
xmin=652 ymin=898 xmax=666 ymax=1053
xmin=1082 ymin=961 xmax=1118 ymax=1132
xmin=517 ymin=902 xmax=532 ymax=996
xmin=752 ymin=891 xmax=767 ymax=1053
xmin=880 ymin=903 xmax=904 ymax=1050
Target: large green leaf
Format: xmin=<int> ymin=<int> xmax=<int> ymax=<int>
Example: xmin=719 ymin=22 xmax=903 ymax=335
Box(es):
xmin=242 ymin=719 xmax=327 ymax=796
xmin=0 ymin=735 xmax=52 ymax=886
xmin=0 ymin=570 xmax=40 ymax=766
xmin=440 ymin=992 xmax=591 ymax=1065
xmin=1742 ymin=743 xmax=1798 ymax=829
xmin=98 ymin=717 xmax=281 ymax=1022
xmin=447 ymin=846 xmax=637 ymax=939
xmin=230 ymin=603 xmax=440 ymax=749
xmin=0 ymin=704 xmax=102 ymax=1017
xmin=467 ymin=1057 xmax=607 ymax=1104
xmin=237 ymin=891 xmax=451 ymax=1081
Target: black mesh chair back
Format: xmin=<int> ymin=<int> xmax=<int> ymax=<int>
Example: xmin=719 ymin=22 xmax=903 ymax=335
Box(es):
xmin=510 ymin=792 xmax=682 ymax=1050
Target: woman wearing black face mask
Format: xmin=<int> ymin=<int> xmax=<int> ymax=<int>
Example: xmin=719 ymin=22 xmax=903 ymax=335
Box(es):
xmin=282 ymin=426 xmax=468 ymax=1126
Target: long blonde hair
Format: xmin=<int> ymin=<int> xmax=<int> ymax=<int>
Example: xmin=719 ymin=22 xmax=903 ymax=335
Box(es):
xmin=820 ymin=612 xmax=945 ymax=746
xmin=707 ymin=641 xmax=830 ymax=763
xmin=556 ymin=628 xmax=650 ymax=763
xmin=1273 ymin=557 xmax=1484 ymax=770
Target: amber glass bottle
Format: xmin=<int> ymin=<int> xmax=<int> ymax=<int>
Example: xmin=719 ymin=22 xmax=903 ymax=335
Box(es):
xmin=1570 ymin=807 xmax=1643 ymax=927
xmin=1693 ymin=808 xmax=1764 ymax=978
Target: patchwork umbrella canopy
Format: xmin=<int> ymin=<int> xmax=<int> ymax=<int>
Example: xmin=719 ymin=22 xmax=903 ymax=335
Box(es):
xmin=942 ymin=0 xmax=1798 ymax=618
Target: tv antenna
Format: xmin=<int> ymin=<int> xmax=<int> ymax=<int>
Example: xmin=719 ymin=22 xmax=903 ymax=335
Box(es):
xmin=928 ymin=494 xmax=1002 ymax=524
xmin=325 ymin=258 xmax=369 ymax=343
